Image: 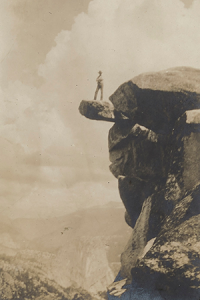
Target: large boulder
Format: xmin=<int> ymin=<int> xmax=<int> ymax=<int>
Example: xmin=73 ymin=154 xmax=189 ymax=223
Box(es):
xmin=79 ymin=67 xmax=200 ymax=299
xmin=109 ymin=67 xmax=200 ymax=134
xmin=79 ymin=100 xmax=115 ymax=122
xmin=79 ymin=100 xmax=128 ymax=122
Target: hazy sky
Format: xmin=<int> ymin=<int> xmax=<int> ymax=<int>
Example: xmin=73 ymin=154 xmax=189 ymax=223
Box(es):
xmin=0 ymin=0 xmax=198 ymax=219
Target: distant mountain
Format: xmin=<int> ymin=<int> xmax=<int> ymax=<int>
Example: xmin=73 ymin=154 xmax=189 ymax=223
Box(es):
xmin=11 ymin=202 xmax=131 ymax=267
xmin=26 ymin=203 xmax=130 ymax=254
xmin=0 ymin=254 xmax=99 ymax=300
xmin=50 ymin=236 xmax=114 ymax=294
xmin=0 ymin=202 xmax=131 ymax=295
xmin=12 ymin=202 xmax=128 ymax=243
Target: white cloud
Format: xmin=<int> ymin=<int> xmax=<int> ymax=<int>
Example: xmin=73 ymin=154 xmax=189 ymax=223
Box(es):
xmin=39 ymin=0 xmax=200 ymax=100
xmin=0 ymin=1 xmax=16 ymax=66
xmin=1 ymin=0 xmax=200 ymax=218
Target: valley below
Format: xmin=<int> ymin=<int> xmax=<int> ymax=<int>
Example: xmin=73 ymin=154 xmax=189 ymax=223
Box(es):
xmin=0 ymin=202 xmax=131 ymax=299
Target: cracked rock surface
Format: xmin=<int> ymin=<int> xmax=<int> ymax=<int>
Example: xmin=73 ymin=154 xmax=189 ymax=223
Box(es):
xmin=79 ymin=67 xmax=200 ymax=299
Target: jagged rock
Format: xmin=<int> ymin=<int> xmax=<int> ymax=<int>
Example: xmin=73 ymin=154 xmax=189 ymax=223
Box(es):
xmin=108 ymin=123 xmax=161 ymax=151
xmin=109 ymin=67 xmax=200 ymax=134
xmin=79 ymin=67 xmax=200 ymax=299
xmin=120 ymin=196 xmax=153 ymax=278
xmin=118 ymin=176 xmax=155 ymax=228
xmin=108 ymin=122 xmax=136 ymax=151
xmin=131 ymin=184 xmax=200 ymax=299
xmin=109 ymin=123 xmax=169 ymax=180
xmin=79 ymin=100 xmax=115 ymax=121
xmin=79 ymin=100 xmax=128 ymax=122
xmin=118 ymin=108 xmax=200 ymax=280
xmin=120 ymin=187 xmax=174 ymax=278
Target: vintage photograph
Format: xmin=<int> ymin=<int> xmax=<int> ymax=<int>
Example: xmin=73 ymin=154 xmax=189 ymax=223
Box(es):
xmin=0 ymin=0 xmax=200 ymax=299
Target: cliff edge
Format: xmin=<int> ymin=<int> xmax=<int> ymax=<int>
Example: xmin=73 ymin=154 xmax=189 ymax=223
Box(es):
xmin=79 ymin=67 xmax=200 ymax=300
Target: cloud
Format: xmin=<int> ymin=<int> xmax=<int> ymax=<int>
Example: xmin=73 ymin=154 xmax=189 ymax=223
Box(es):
xmin=1 ymin=0 xmax=91 ymax=86
xmin=0 ymin=79 xmax=113 ymax=218
xmin=0 ymin=1 xmax=16 ymax=65
xmin=39 ymin=0 xmax=200 ymax=97
xmin=37 ymin=0 xmax=200 ymax=156
xmin=1 ymin=0 xmax=200 ymax=218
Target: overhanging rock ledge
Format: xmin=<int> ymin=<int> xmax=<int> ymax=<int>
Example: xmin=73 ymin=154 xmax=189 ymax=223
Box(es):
xmin=79 ymin=67 xmax=200 ymax=300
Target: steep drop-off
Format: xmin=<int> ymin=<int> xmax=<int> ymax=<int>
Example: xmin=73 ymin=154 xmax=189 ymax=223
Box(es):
xmin=79 ymin=67 xmax=200 ymax=299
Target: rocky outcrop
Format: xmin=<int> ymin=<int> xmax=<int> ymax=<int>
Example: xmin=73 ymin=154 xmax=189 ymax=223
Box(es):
xmin=109 ymin=67 xmax=200 ymax=134
xmin=131 ymin=184 xmax=200 ymax=300
xmin=109 ymin=123 xmax=168 ymax=180
xmin=79 ymin=67 xmax=200 ymax=299
xmin=79 ymin=100 xmax=128 ymax=122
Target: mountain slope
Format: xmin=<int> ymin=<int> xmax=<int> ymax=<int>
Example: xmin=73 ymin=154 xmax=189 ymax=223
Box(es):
xmin=0 ymin=254 xmax=99 ymax=300
xmin=0 ymin=202 xmax=131 ymax=295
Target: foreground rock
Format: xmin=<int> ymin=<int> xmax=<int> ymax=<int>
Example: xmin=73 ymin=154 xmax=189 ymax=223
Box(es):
xmin=79 ymin=67 xmax=200 ymax=299
xmin=131 ymin=184 xmax=200 ymax=300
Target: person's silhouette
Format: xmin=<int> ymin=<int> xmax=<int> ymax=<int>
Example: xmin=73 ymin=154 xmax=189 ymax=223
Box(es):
xmin=94 ymin=71 xmax=103 ymax=100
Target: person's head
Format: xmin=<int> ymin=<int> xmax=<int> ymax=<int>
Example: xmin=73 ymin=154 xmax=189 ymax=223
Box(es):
xmin=99 ymin=71 xmax=102 ymax=75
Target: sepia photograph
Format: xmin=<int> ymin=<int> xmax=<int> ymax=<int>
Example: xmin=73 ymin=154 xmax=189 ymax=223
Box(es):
xmin=0 ymin=0 xmax=200 ymax=299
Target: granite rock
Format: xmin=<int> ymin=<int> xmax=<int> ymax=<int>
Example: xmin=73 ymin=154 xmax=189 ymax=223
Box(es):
xmin=79 ymin=67 xmax=200 ymax=299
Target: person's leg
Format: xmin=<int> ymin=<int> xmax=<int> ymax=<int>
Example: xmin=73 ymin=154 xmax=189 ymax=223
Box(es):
xmin=100 ymin=85 xmax=103 ymax=100
xmin=94 ymin=85 xmax=99 ymax=100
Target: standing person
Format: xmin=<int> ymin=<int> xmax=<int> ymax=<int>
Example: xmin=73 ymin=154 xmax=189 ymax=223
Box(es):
xmin=94 ymin=71 xmax=103 ymax=100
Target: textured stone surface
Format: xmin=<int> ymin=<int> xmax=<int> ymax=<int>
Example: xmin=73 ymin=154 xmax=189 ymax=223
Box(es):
xmin=167 ymin=109 xmax=200 ymax=198
xmin=120 ymin=187 xmax=174 ymax=279
xmin=109 ymin=67 xmax=200 ymax=134
xmin=108 ymin=123 xmax=161 ymax=151
xmin=79 ymin=100 xmax=128 ymax=122
xmin=132 ymin=67 xmax=200 ymax=93
xmin=79 ymin=67 xmax=200 ymax=299
xmin=79 ymin=100 xmax=115 ymax=122
xmin=118 ymin=107 xmax=200 ymax=283
xmin=109 ymin=124 xmax=168 ymax=180
xmin=118 ymin=176 xmax=155 ymax=229
xmin=120 ymin=196 xmax=153 ymax=278
xmin=131 ymin=184 xmax=200 ymax=299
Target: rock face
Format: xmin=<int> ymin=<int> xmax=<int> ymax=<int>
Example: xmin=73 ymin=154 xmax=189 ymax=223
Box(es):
xmin=131 ymin=184 xmax=200 ymax=300
xmin=109 ymin=67 xmax=200 ymax=134
xmin=79 ymin=67 xmax=200 ymax=299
